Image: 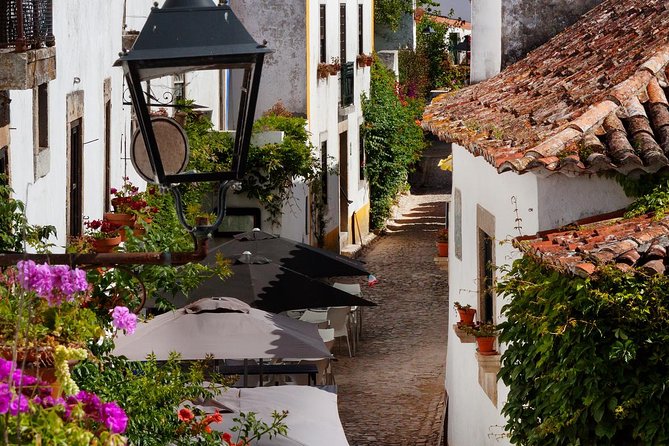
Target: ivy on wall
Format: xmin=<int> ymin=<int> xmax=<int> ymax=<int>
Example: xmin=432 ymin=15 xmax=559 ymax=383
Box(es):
xmin=362 ymin=59 xmax=425 ymax=229
xmin=497 ymin=256 xmax=669 ymax=445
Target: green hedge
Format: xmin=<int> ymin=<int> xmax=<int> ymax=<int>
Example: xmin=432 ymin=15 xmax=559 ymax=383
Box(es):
xmin=362 ymin=60 xmax=425 ymax=229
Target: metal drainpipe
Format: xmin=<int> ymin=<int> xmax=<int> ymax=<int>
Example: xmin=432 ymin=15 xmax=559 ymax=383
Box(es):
xmin=0 ymin=237 xmax=210 ymax=267
xmin=15 ymin=0 xmax=27 ymax=52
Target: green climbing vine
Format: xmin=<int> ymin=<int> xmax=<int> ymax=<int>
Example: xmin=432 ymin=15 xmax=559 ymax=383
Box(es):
xmin=177 ymin=103 xmax=320 ymax=226
xmin=362 ymin=59 xmax=426 ymax=229
xmin=497 ymin=256 xmax=669 ymax=445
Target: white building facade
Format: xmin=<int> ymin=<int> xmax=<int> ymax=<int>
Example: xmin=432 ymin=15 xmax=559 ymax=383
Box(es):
xmin=1 ymin=0 xmax=371 ymax=253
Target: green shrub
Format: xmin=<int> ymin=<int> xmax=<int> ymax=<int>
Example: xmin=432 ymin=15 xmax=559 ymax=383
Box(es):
xmin=362 ymin=60 xmax=426 ymax=229
xmin=498 ymin=256 xmax=669 ymax=445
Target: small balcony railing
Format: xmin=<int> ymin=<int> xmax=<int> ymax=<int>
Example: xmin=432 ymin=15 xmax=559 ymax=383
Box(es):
xmin=0 ymin=0 xmax=54 ymax=51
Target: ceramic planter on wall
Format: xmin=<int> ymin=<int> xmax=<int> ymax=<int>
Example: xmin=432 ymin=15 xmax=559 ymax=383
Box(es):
xmin=457 ymin=307 xmax=476 ymax=327
xmin=476 ymin=336 xmax=497 ymax=355
xmin=437 ymin=241 xmax=448 ymax=257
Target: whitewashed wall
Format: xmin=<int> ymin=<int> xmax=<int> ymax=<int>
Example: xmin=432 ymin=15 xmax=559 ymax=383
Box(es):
xmin=307 ymin=0 xmax=372 ymax=247
xmin=537 ymin=174 xmax=631 ymax=228
xmin=447 ymin=143 xmax=538 ymax=446
xmin=9 ymin=0 xmax=127 ymax=249
xmin=447 ymin=144 xmax=633 ymax=445
xmin=470 ymin=0 xmax=501 ymax=83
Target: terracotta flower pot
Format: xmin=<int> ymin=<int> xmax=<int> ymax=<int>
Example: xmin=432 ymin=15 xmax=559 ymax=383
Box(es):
xmin=104 ymin=212 xmax=135 ymax=240
xmin=92 ymin=235 xmax=122 ymax=253
xmin=476 ymin=336 xmax=497 ymax=355
xmin=436 ymin=241 xmax=448 ymax=257
xmin=457 ymin=308 xmax=476 ymax=327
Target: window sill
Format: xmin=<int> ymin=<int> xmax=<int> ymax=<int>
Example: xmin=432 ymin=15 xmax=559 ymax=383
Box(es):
xmin=453 ymin=324 xmax=475 ymax=343
xmin=338 ymin=104 xmax=355 ymax=116
xmin=475 ymin=351 xmax=501 ymax=407
xmin=0 ymin=47 xmax=56 ymax=90
xmin=34 ymin=146 xmax=50 ymax=180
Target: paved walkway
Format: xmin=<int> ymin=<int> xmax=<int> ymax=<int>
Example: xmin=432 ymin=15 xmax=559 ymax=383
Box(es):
xmin=333 ymin=191 xmax=450 ymax=446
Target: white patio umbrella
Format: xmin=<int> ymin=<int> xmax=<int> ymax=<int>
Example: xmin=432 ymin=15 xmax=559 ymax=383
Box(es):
xmin=112 ymin=297 xmax=332 ymax=361
xmin=192 ymin=386 xmax=349 ymax=446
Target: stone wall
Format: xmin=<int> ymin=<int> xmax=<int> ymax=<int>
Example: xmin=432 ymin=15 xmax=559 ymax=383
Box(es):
xmin=501 ymin=0 xmax=603 ymax=67
xmin=231 ymin=0 xmax=307 ymax=116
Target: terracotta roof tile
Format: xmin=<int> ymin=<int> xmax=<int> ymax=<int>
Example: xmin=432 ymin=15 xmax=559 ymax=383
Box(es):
xmin=422 ymin=0 xmax=669 ymax=176
xmin=522 ymin=212 xmax=669 ymax=276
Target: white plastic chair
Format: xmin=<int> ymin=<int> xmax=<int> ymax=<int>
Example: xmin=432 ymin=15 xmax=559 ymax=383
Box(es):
xmin=333 ymin=283 xmax=363 ymax=351
xmin=299 ymin=309 xmax=329 ymax=328
xmin=318 ymin=328 xmax=335 ymax=352
xmin=327 ymin=306 xmax=352 ymax=357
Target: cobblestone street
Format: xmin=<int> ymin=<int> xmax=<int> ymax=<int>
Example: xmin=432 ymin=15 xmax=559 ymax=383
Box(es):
xmin=333 ymin=191 xmax=450 ymax=446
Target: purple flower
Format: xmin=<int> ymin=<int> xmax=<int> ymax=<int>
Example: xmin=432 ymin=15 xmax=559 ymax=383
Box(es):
xmin=0 ymin=383 xmax=10 ymax=414
xmin=101 ymin=401 xmax=128 ymax=434
xmin=111 ymin=306 xmax=137 ymax=335
xmin=72 ymin=268 xmax=88 ymax=292
xmin=9 ymin=394 xmax=28 ymax=415
xmin=12 ymin=369 xmax=38 ymax=387
xmin=16 ymin=260 xmax=36 ymax=289
xmin=75 ymin=391 xmax=102 ymax=417
xmin=0 ymin=358 xmax=13 ymax=380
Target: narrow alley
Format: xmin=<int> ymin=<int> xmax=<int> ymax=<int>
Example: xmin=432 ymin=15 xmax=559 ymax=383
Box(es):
xmin=333 ymin=190 xmax=450 ymax=446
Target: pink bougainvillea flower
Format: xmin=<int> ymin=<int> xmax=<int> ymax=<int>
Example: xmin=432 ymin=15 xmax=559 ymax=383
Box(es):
xmin=111 ymin=306 xmax=137 ymax=335
xmin=101 ymin=401 xmax=128 ymax=434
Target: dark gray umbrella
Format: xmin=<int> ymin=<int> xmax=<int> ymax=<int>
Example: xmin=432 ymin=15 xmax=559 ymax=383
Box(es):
xmin=212 ymin=229 xmax=369 ymax=278
xmin=189 ymin=254 xmax=376 ymax=313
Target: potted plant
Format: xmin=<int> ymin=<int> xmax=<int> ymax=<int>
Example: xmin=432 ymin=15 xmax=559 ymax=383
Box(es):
xmin=328 ymin=57 xmax=341 ymax=76
xmin=464 ymin=323 xmax=500 ymax=355
xmin=436 ymin=227 xmax=448 ymax=257
xmin=107 ymin=177 xmax=139 ymax=232
xmin=454 ymin=301 xmax=476 ymax=327
xmin=317 ymin=63 xmax=331 ymax=80
xmin=0 ymin=261 xmax=104 ymax=394
xmin=0 ymin=358 xmax=129 ymax=443
xmin=356 ymin=53 xmax=374 ymax=68
xmin=85 ymin=219 xmax=122 ymax=253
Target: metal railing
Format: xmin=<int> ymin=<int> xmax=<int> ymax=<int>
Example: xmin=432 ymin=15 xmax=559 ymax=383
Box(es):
xmin=0 ymin=0 xmax=54 ymax=51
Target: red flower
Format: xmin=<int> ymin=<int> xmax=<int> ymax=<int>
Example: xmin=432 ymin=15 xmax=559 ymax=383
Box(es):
xmin=178 ymin=408 xmax=194 ymax=422
xmin=222 ymin=432 xmax=233 ymax=443
xmin=205 ymin=410 xmax=223 ymax=424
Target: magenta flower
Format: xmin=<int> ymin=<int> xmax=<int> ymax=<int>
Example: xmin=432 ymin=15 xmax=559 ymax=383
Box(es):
xmin=101 ymin=401 xmax=128 ymax=434
xmin=0 ymin=384 xmax=10 ymax=414
xmin=15 ymin=262 xmax=88 ymax=305
xmin=9 ymin=394 xmax=28 ymax=415
xmin=0 ymin=358 xmax=11 ymax=381
xmin=111 ymin=306 xmax=137 ymax=335
xmin=72 ymin=268 xmax=88 ymax=292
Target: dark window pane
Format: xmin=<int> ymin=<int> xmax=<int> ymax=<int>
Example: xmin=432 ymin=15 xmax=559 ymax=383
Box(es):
xmin=340 ymin=4 xmax=346 ymax=63
xmin=358 ymin=5 xmax=363 ymax=55
xmin=319 ymin=5 xmax=326 ymax=63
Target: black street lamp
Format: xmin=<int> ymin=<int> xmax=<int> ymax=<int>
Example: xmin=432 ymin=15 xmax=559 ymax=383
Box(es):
xmin=115 ymin=0 xmax=271 ymax=237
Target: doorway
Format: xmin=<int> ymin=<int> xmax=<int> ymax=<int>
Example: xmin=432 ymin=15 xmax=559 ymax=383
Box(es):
xmin=339 ymin=131 xmax=349 ymax=233
xmin=69 ymin=118 xmax=83 ymax=237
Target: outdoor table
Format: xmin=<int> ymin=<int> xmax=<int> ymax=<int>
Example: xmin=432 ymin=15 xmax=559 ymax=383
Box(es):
xmin=217 ymin=363 xmax=319 ymax=387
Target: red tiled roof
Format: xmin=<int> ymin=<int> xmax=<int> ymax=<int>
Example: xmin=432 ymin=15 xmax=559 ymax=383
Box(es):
xmin=422 ymin=0 xmax=669 ymax=176
xmin=414 ymin=8 xmax=471 ymax=30
xmin=519 ymin=211 xmax=669 ymax=277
